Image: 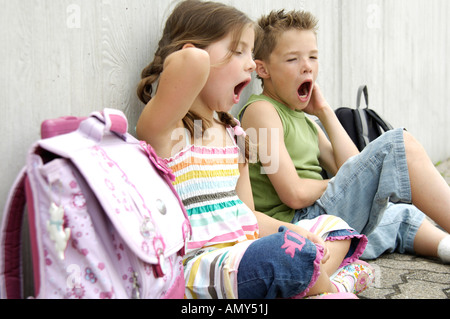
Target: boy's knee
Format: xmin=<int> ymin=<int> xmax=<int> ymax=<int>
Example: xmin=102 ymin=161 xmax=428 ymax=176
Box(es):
xmin=403 ymin=130 xmax=426 ymax=160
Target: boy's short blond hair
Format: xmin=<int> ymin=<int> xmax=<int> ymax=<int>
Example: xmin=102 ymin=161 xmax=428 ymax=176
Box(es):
xmin=254 ymin=9 xmax=318 ymax=62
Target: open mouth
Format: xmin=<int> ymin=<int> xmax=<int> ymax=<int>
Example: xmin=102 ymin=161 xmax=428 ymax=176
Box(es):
xmin=297 ymin=80 xmax=312 ymax=102
xmin=233 ymin=80 xmax=251 ymax=103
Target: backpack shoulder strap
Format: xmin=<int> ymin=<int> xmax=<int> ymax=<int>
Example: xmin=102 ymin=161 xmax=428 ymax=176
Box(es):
xmin=0 ymin=167 xmax=28 ymax=299
xmin=356 ymin=108 xmax=370 ymax=147
xmin=357 ymin=85 xmax=369 ymax=109
xmin=366 ymin=109 xmax=394 ymax=132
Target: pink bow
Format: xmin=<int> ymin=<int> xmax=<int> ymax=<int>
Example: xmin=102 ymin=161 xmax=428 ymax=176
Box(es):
xmin=233 ymin=119 xmax=246 ymax=137
xmin=140 ymin=141 xmax=176 ymax=182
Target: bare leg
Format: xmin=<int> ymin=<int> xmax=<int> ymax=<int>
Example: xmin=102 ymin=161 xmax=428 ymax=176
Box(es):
xmin=322 ymin=240 xmax=351 ymax=276
xmin=306 ymin=256 xmax=374 ymax=297
xmin=306 ymin=240 xmax=364 ymax=297
xmin=404 ymin=131 xmax=450 ymax=233
xmin=304 ymin=264 xmax=338 ymax=297
xmin=413 ymin=218 xmax=447 ymax=257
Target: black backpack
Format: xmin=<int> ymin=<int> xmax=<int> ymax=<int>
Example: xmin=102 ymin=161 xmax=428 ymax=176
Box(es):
xmin=335 ymin=85 xmax=394 ymax=151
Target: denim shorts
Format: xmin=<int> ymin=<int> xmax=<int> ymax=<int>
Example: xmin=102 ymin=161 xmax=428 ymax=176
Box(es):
xmin=292 ymin=128 xmax=425 ymax=258
xmin=237 ymin=226 xmax=323 ymax=299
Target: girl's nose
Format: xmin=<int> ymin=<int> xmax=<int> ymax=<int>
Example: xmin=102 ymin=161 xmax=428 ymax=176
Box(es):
xmin=246 ymin=57 xmax=256 ymax=73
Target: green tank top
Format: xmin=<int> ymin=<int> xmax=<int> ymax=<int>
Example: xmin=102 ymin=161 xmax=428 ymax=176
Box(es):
xmin=239 ymin=94 xmax=323 ymax=222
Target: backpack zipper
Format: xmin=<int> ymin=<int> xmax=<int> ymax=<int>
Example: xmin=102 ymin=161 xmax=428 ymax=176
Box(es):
xmin=131 ymin=271 xmax=141 ymax=299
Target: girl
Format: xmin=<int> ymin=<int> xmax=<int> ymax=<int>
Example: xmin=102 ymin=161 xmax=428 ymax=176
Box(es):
xmin=136 ymin=0 xmax=371 ymax=299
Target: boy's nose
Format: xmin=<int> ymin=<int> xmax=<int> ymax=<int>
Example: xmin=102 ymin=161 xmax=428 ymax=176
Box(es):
xmin=301 ymin=59 xmax=312 ymax=74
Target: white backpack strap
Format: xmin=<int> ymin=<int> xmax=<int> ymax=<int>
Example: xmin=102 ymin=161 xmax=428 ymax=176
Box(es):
xmin=0 ymin=167 xmax=27 ymax=299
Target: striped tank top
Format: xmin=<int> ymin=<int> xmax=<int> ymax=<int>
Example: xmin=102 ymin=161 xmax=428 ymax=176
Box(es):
xmin=164 ymin=126 xmax=259 ymax=299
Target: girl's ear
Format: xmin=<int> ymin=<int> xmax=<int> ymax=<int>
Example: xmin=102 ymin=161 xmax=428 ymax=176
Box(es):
xmin=255 ymin=60 xmax=270 ymax=79
xmin=182 ymin=43 xmax=196 ymax=50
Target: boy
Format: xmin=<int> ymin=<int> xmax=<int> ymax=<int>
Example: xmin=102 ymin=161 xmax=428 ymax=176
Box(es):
xmin=239 ymin=9 xmax=450 ymax=262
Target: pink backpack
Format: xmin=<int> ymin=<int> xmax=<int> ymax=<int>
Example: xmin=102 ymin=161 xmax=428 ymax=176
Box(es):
xmin=0 ymin=109 xmax=191 ymax=299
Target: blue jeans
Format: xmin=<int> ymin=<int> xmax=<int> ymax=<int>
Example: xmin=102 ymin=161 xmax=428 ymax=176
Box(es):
xmin=292 ymin=128 xmax=424 ymax=259
xmin=362 ymin=203 xmax=425 ymax=259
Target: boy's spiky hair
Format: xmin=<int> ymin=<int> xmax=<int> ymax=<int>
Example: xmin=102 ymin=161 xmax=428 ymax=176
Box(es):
xmin=254 ymin=9 xmax=318 ymax=62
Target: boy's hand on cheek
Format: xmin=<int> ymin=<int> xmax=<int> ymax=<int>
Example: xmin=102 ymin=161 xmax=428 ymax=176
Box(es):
xmin=304 ymin=83 xmax=331 ymax=118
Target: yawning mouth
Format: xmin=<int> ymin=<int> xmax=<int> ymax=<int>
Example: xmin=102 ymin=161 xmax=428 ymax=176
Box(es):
xmin=233 ymin=80 xmax=251 ymax=103
xmin=298 ymin=80 xmax=312 ymax=102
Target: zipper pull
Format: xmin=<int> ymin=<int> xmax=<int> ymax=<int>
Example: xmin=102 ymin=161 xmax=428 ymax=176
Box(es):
xmin=154 ymin=249 xmax=167 ymax=278
xmin=131 ymin=272 xmax=141 ymax=299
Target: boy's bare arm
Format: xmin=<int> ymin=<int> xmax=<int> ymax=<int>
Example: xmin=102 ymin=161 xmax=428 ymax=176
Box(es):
xmin=315 ymin=107 xmax=359 ymax=172
xmin=305 ymin=84 xmax=359 ymax=174
xmin=241 ymin=100 xmax=329 ymax=210
xmin=236 ymin=165 xmax=329 ymax=259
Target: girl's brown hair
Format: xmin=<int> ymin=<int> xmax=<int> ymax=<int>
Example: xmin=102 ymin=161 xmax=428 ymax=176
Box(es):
xmin=137 ymin=0 xmax=254 ymax=162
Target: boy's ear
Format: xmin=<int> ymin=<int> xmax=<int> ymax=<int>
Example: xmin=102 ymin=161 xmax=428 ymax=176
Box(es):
xmin=255 ymin=60 xmax=270 ymax=79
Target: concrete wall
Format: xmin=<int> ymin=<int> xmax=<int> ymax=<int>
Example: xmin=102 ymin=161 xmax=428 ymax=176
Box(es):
xmin=1 ymin=0 xmax=449 ymax=218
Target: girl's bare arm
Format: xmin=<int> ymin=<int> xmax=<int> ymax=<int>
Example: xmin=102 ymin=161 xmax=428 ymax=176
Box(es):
xmin=137 ymin=47 xmax=210 ymax=157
